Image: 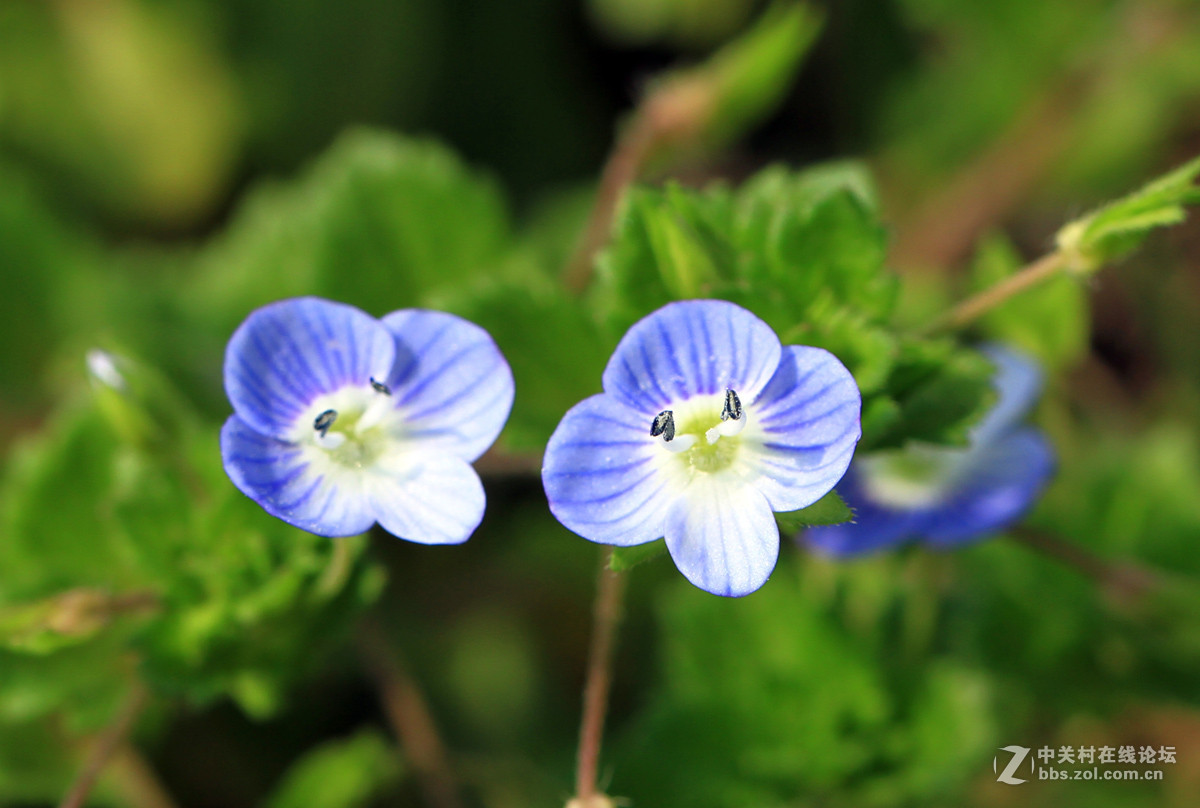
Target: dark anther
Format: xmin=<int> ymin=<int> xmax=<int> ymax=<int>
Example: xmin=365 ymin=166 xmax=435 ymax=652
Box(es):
xmin=650 ymin=410 xmax=676 ymax=442
xmin=314 ymin=409 xmax=338 ymax=437
xmin=720 ymin=388 xmax=743 ymax=422
xmin=369 ymin=377 xmax=392 ymax=395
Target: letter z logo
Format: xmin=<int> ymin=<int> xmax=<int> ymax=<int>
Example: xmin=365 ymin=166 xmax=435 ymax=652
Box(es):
xmin=994 ymin=745 xmax=1032 ymax=785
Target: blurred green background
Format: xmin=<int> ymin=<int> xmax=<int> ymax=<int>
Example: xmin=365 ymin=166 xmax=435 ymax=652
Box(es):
xmin=2 ymin=0 xmax=1200 ymax=806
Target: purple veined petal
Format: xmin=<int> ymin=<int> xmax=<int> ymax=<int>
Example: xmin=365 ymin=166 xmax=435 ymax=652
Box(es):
xmin=802 ymin=469 xmax=922 ymax=556
xmin=542 ymin=394 xmax=674 ymax=547
xmin=601 ymin=300 xmax=783 ymax=414
xmin=745 ymin=345 xmax=862 ymax=512
xmin=380 ymin=309 xmax=514 ymax=462
xmin=664 ymin=476 xmax=779 ymax=597
xmin=225 ymin=298 xmax=397 ymax=439
xmin=971 ymin=344 xmax=1043 ymax=446
xmin=921 ymin=427 xmax=1055 ymax=546
xmin=221 ymin=415 xmax=375 ymax=537
xmin=365 ymin=451 xmax=486 ymax=545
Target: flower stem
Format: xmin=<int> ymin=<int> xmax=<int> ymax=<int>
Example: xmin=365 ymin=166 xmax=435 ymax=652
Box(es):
xmin=922 ymin=250 xmax=1069 ymax=335
xmin=109 ymin=743 xmax=182 ymax=808
xmin=59 ymin=681 xmax=149 ymax=808
xmin=1009 ymin=528 xmax=1158 ymax=602
xmin=358 ymin=620 xmax=463 ymax=808
xmin=562 ymin=78 xmax=714 ymax=294
xmin=573 ymin=548 xmax=627 ymax=807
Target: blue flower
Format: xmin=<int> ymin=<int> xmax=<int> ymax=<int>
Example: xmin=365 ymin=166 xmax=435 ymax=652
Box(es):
xmin=542 ymin=300 xmax=862 ymax=596
xmin=221 ymin=297 xmax=513 ymax=543
xmin=805 ymin=345 xmax=1054 ymax=556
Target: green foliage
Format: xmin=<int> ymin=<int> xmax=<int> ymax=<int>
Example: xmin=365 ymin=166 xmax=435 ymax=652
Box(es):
xmin=263 ymin=730 xmax=403 ymax=808
xmin=615 ymin=556 xmax=998 ymax=807
xmin=775 ymin=490 xmax=853 ymax=535
xmin=1056 ymin=154 xmax=1200 ymax=271
xmin=0 ymin=367 xmax=385 ymax=726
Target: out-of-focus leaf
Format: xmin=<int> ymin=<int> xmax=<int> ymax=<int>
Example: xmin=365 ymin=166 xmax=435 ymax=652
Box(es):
xmin=0 ymin=0 xmax=240 ymax=224
xmin=263 ymin=730 xmax=403 ymax=808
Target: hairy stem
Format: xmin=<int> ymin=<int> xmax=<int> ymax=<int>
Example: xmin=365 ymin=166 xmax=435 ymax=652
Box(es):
xmin=573 ymin=549 xmax=627 ymax=806
xmin=59 ymin=682 xmax=149 ymax=808
xmin=922 ymin=250 xmax=1069 ymax=334
xmin=359 ymin=620 xmax=463 ymax=808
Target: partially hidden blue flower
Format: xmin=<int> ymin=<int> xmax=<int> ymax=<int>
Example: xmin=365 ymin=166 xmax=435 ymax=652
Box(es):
xmin=542 ymin=300 xmax=862 ymax=597
xmin=221 ymin=297 xmax=513 ymax=543
xmin=805 ymin=345 xmax=1054 ymax=556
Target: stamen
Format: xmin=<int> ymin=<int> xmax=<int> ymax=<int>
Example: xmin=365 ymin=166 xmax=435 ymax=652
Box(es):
xmin=650 ymin=410 xmax=676 ymax=442
xmin=314 ymin=409 xmax=338 ymax=437
xmin=720 ymin=388 xmax=743 ymax=421
xmin=369 ymin=377 xmax=392 ymax=395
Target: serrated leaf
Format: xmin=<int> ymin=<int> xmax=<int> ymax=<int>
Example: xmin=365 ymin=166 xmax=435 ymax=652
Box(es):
xmin=189 ymin=129 xmax=512 ymax=330
xmin=610 ymin=540 xmax=668 ymax=572
xmin=775 ymin=491 xmax=853 ymax=535
xmin=1056 ymin=154 xmax=1200 ymax=270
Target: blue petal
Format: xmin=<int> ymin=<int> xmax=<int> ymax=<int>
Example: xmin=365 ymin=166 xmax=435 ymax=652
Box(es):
xmin=746 ymin=345 xmax=862 ymax=511
xmin=802 ymin=470 xmax=922 ymax=556
xmin=221 ymin=415 xmax=374 ymax=537
xmin=367 ymin=452 xmax=486 ymax=545
xmin=380 ymin=309 xmax=514 ymax=462
xmin=225 ymin=298 xmax=397 ymax=439
xmin=601 ymin=300 xmax=782 ymax=413
xmin=921 ymin=427 xmax=1055 ymax=546
xmin=664 ymin=477 xmax=779 ymax=597
xmin=542 ymin=394 xmax=672 ymax=547
xmin=972 ymin=344 xmax=1043 ymax=445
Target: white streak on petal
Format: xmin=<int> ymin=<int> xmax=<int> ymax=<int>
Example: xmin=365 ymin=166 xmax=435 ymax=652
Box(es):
xmin=664 ymin=477 xmax=779 ymax=597
xmin=366 ymin=452 xmax=486 ymax=545
xmin=221 ymin=415 xmax=373 ymax=537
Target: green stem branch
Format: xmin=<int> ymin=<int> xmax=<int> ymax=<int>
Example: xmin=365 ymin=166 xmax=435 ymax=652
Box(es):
xmin=923 ymin=250 xmax=1069 ymax=335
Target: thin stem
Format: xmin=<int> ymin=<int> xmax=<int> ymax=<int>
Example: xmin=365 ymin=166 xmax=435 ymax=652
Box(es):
xmin=109 ymin=743 xmax=182 ymax=808
xmin=1009 ymin=529 xmax=1158 ymax=602
xmin=59 ymin=682 xmax=149 ymax=808
xmin=573 ymin=548 xmax=628 ymax=807
xmin=922 ymin=250 xmax=1068 ymax=335
xmin=359 ymin=620 xmax=463 ymax=808
xmin=562 ymin=78 xmax=713 ymax=294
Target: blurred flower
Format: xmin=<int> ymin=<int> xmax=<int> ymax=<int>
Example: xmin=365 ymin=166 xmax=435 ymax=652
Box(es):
xmin=543 ymin=300 xmax=861 ymax=596
xmin=221 ymin=297 xmax=513 ymax=543
xmin=805 ymin=346 xmax=1054 ymax=556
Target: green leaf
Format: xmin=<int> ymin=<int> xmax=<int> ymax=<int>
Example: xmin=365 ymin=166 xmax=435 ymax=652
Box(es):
xmin=263 ymin=730 xmax=403 ymax=808
xmin=696 ymin=2 xmax=825 ymax=148
xmin=1056 ymin=154 xmax=1200 ymax=271
xmin=969 ymin=232 xmax=1089 ymax=370
xmin=189 ymin=129 xmax=512 ymax=328
xmin=610 ymin=540 xmax=668 ymax=572
xmin=775 ymin=491 xmax=853 ymax=535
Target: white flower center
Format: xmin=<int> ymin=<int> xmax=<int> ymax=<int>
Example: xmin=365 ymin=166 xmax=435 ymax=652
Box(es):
xmin=653 ymin=388 xmax=748 ymax=474
xmin=857 ymin=443 xmax=969 ymax=508
xmin=294 ymin=381 xmax=401 ymax=469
